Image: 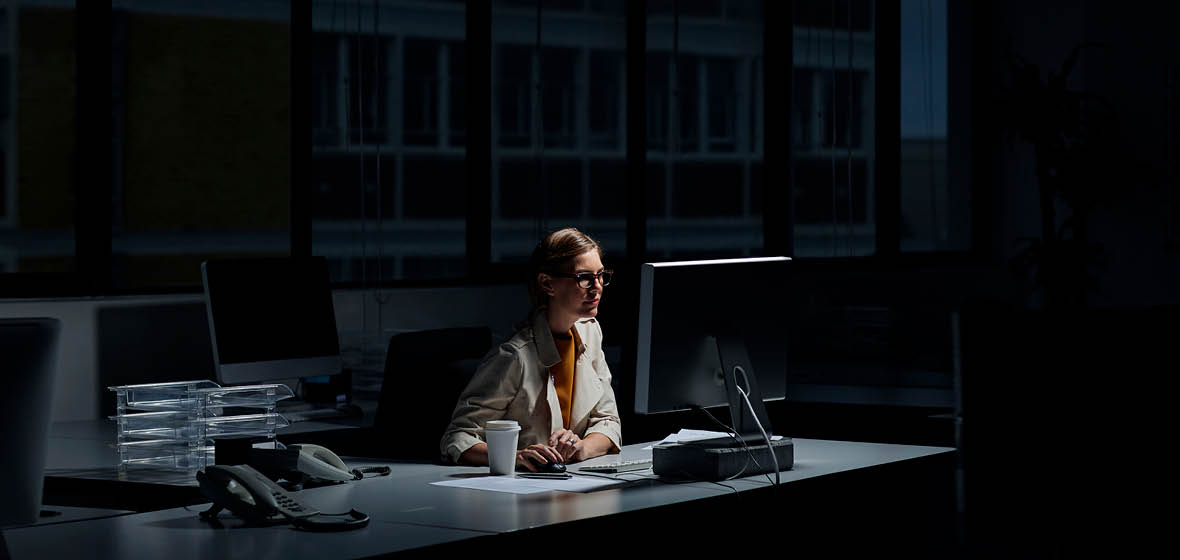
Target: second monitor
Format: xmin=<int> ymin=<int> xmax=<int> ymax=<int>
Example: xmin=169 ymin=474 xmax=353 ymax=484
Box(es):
xmin=202 ymin=257 xmax=342 ymax=387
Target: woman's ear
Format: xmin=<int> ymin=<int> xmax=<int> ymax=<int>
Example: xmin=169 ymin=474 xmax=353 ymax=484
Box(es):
xmin=538 ymin=273 xmax=555 ymax=296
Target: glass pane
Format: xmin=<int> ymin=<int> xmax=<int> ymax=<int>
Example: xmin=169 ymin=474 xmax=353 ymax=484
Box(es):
xmin=646 ymin=0 xmax=763 ymax=259
xmin=490 ymin=0 xmax=627 ymax=262
xmin=791 ymin=0 xmax=876 ymax=257
xmin=2 ymin=3 xmax=77 ymax=275
xmin=312 ymin=1 xmax=468 ymax=282
xmin=111 ymin=2 xmax=290 ymax=289
xmin=900 ymin=0 xmax=965 ymax=252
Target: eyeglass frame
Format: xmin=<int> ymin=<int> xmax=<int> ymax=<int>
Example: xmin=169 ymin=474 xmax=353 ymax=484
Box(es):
xmin=546 ymin=269 xmax=613 ymax=289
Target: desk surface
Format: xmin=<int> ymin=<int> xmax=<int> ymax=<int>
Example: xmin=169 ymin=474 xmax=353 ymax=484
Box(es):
xmin=13 ymin=437 xmax=954 ymax=559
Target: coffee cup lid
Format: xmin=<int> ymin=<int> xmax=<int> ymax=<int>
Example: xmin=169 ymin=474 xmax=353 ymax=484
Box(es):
xmin=485 ymin=420 xmax=519 ymax=430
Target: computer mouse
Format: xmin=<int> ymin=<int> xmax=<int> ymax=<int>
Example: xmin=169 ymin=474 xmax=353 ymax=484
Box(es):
xmin=528 ymin=458 xmax=566 ymax=474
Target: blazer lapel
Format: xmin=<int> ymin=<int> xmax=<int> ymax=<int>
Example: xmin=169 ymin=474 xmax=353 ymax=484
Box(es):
xmin=569 ymin=321 xmax=601 ymax=431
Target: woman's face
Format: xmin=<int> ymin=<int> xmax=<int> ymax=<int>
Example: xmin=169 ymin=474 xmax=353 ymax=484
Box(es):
xmin=543 ymin=249 xmax=605 ymax=320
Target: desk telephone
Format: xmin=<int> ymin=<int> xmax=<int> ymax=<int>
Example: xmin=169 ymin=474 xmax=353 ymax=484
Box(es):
xmin=197 ymin=464 xmax=369 ymax=531
xmin=197 ymin=443 xmax=381 ymax=531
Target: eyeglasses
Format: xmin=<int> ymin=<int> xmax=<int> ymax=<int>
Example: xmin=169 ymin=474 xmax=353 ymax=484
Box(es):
xmin=549 ymin=270 xmax=613 ymax=289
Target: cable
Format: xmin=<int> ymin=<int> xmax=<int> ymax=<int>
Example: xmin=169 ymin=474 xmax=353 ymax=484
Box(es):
xmin=691 ymin=404 xmax=775 ymax=485
xmin=733 ymin=366 xmax=779 ymax=486
xmin=356 ymin=0 xmax=368 ymax=293
xmin=691 ymin=405 xmax=757 ymax=481
xmin=371 ymin=0 xmax=390 ymax=307
xmin=534 ymin=0 xmax=547 ymax=241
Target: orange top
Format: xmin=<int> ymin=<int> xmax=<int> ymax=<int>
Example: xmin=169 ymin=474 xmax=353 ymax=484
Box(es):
xmin=548 ymin=329 xmax=576 ymax=429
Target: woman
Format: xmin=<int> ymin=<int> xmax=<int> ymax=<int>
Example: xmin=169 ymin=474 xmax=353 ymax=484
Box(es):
xmin=440 ymin=228 xmax=621 ymax=471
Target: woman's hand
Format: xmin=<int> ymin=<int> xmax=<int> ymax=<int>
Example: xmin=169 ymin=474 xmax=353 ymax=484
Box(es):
xmin=515 ymin=444 xmax=562 ymax=472
xmin=549 ymin=428 xmax=582 ymax=462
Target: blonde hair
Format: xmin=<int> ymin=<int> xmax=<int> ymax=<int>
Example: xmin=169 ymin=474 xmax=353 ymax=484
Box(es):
xmin=528 ymin=227 xmax=604 ymax=308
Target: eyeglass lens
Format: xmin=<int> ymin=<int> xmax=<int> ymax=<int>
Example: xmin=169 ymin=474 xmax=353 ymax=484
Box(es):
xmin=575 ymin=271 xmax=611 ymax=288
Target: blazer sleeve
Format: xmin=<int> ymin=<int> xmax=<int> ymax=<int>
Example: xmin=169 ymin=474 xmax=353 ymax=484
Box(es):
xmin=582 ymin=321 xmax=622 ymax=451
xmin=439 ymin=343 xmax=524 ymax=463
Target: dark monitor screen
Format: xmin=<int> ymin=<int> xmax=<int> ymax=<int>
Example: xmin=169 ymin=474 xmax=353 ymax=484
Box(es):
xmin=634 ymin=257 xmax=791 ymax=416
xmin=202 ymin=257 xmax=341 ymax=385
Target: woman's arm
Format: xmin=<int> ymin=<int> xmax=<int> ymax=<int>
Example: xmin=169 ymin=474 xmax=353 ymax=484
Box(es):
xmin=458 ymin=442 xmax=489 ymax=465
xmin=439 ymin=345 xmax=524 ymax=463
xmin=550 ymin=429 xmax=617 ymax=462
xmin=572 ymin=433 xmax=615 ymax=462
xmin=459 ymin=442 xmax=564 ymax=471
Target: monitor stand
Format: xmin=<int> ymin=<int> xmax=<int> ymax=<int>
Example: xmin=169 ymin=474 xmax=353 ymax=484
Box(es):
xmin=717 ymin=326 xmax=775 ymax=441
xmin=652 ymin=328 xmax=794 ymax=480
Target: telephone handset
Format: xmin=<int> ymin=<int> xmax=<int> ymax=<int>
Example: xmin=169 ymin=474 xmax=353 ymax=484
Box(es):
xmin=222 ymin=441 xmax=390 ymax=486
xmin=197 ymin=464 xmax=369 ymax=531
xmin=289 ymin=444 xmax=358 ymax=482
xmin=197 ymin=464 xmax=319 ymax=523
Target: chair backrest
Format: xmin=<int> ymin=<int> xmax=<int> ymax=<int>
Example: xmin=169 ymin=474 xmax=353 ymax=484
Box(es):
xmin=0 ymin=318 xmax=61 ymax=528
xmin=374 ymin=327 xmax=493 ymax=461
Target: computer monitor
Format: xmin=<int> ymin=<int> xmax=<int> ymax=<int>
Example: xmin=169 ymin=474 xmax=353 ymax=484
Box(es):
xmin=0 ymin=318 xmax=60 ymax=528
xmin=634 ymin=257 xmax=792 ymax=441
xmin=201 ymin=257 xmax=342 ymax=386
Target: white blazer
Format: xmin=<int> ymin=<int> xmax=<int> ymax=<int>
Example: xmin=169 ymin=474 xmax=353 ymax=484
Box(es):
xmin=440 ymin=309 xmax=622 ymax=464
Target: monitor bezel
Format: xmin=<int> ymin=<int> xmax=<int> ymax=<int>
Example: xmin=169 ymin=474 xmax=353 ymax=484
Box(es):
xmin=201 ymin=258 xmax=343 ymax=387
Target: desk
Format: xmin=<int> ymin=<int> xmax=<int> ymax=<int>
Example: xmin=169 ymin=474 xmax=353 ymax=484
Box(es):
xmin=14 ymin=437 xmax=955 ymax=558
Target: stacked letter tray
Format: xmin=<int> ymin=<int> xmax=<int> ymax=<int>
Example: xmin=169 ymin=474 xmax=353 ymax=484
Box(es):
xmin=108 ymin=380 xmax=294 ymax=472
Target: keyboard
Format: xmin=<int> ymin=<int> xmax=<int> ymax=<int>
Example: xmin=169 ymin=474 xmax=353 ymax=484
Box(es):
xmin=577 ymin=458 xmax=653 ymax=473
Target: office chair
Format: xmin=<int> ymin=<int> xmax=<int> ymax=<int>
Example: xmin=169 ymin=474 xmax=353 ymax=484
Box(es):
xmin=372 ymin=327 xmax=493 ymax=461
xmin=0 ymin=318 xmax=61 ymax=528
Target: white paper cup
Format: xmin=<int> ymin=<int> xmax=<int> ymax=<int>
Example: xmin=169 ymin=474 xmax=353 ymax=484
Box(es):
xmin=485 ymin=420 xmax=521 ymax=475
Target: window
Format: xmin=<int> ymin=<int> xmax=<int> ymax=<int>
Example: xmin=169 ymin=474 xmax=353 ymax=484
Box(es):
xmin=489 ymin=0 xmax=628 ymax=262
xmin=899 ymin=0 xmax=966 ymax=252
xmin=646 ymin=0 xmax=765 ymax=260
xmin=791 ymin=0 xmax=876 ymax=257
xmin=0 ymin=1 xmax=974 ymax=297
xmin=1 ymin=3 xmax=77 ymax=277
xmin=111 ymin=2 xmax=290 ymax=289
xmin=310 ymin=1 xmax=468 ymax=282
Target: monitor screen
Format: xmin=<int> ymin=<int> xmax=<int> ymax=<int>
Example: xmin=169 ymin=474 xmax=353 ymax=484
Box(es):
xmin=634 ymin=257 xmax=792 ymax=416
xmin=202 ymin=257 xmax=342 ymax=386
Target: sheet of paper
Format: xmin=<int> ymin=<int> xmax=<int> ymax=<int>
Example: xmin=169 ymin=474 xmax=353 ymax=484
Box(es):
xmin=642 ymin=429 xmax=784 ymax=450
xmin=431 ymin=474 xmax=625 ymax=494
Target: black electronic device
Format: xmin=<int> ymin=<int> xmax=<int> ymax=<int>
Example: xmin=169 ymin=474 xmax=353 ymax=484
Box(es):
xmin=201 ymin=257 xmax=343 ymax=387
xmin=528 ymin=459 xmax=567 ymax=474
xmin=634 ymin=257 xmax=795 ymax=480
xmin=652 ymin=439 xmax=794 ymax=480
xmin=197 ymin=464 xmax=369 ymax=531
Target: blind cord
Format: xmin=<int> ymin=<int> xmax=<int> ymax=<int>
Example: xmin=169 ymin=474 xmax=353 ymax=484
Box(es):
xmin=829 ymin=0 xmax=837 ymax=256
xmin=847 ymin=2 xmax=854 ymax=257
